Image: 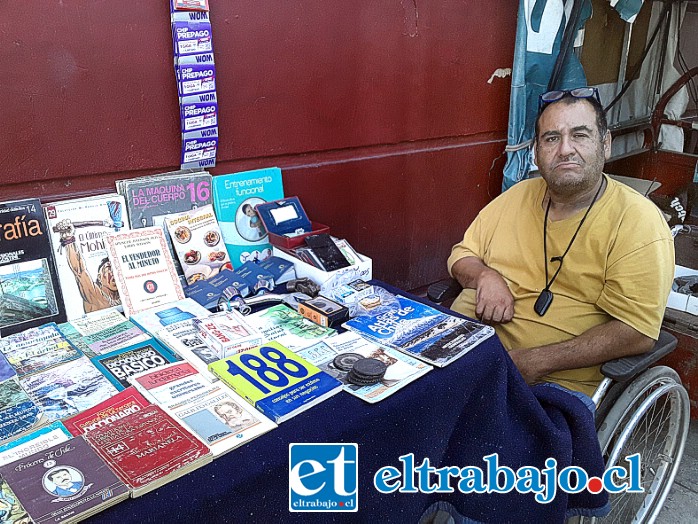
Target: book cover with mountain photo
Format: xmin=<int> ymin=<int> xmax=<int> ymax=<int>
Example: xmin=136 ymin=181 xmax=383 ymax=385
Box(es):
xmin=0 ymin=199 xmax=66 ymax=336
xmin=343 ymin=289 xmax=495 ymax=367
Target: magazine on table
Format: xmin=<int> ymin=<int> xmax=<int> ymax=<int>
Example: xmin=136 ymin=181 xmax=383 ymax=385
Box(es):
xmin=243 ymin=304 xmax=336 ymax=352
xmin=297 ymin=331 xmax=432 ymax=403
xmin=58 ymin=307 xmax=150 ymax=358
xmin=343 ymin=287 xmax=495 ymax=367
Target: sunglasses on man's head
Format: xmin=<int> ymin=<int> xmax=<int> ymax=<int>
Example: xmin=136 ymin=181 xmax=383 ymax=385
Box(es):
xmin=538 ymin=87 xmax=601 ymax=112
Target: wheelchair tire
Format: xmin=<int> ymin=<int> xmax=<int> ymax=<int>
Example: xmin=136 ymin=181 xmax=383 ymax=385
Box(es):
xmin=580 ymin=366 xmax=690 ymax=524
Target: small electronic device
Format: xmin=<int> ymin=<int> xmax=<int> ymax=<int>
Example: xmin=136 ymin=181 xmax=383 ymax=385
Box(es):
xmin=298 ymin=295 xmax=349 ymax=328
xmin=304 ymin=233 xmax=351 ymax=272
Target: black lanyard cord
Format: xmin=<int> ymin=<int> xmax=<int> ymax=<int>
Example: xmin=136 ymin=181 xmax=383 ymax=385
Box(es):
xmin=543 ymin=175 xmax=606 ymax=292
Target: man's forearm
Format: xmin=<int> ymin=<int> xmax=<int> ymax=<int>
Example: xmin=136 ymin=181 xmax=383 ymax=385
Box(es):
xmin=450 ymin=256 xmax=493 ymax=289
xmin=509 ymin=319 xmax=656 ymax=384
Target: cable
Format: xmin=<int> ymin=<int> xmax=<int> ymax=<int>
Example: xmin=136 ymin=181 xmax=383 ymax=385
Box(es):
xmin=605 ymin=1 xmax=673 ymax=112
xmin=675 ymin=2 xmax=698 ymax=108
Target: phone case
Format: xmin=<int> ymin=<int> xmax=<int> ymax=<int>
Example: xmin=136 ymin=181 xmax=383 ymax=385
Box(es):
xmin=304 ymin=234 xmax=351 ymax=272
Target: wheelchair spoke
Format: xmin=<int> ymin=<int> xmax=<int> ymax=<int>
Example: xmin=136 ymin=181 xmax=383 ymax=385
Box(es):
xmin=608 ymin=395 xmax=673 ymax=522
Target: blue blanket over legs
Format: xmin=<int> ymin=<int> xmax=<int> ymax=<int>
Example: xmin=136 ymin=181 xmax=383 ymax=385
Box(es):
xmin=419 ymin=343 xmax=610 ymax=523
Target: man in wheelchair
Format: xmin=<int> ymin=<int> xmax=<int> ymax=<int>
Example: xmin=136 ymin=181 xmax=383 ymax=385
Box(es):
xmin=428 ymin=88 xmax=691 ymax=523
xmin=447 ymin=87 xmax=674 ymax=400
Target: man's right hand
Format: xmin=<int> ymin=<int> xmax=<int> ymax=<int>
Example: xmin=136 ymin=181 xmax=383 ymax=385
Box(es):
xmin=451 ymin=257 xmax=514 ymax=324
xmin=474 ymin=268 xmax=514 ymax=324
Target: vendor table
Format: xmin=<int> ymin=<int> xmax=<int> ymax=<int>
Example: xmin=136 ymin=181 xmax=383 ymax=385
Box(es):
xmin=88 ymin=284 xmax=604 ymax=523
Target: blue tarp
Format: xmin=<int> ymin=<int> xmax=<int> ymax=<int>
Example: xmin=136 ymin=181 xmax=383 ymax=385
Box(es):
xmin=502 ymin=0 xmax=644 ymax=190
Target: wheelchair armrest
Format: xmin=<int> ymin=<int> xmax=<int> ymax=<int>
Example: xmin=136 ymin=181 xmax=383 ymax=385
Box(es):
xmin=600 ymin=330 xmax=678 ymax=383
xmin=427 ymin=278 xmax=463 ymax=303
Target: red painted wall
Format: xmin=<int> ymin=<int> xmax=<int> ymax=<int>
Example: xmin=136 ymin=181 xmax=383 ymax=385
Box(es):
xmin=0 ymin=1 xmax=516 ymax=291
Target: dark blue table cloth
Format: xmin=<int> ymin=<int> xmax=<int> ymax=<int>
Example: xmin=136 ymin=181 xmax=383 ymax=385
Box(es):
xmin=89 ymin=283 xmax=607 ymax=523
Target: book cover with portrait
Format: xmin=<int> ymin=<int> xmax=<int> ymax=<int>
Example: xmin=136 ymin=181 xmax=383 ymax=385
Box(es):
xmin=0 ymin=436 xmax=129 ymax=523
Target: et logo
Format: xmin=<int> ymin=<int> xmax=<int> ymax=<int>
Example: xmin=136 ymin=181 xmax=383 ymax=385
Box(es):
xmin=289 ymin=443 xmax=358 ymax=512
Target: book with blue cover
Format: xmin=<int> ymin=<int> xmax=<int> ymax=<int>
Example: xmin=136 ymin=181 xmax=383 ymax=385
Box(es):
xmin=90 ymin=339 xmax=180 ymax=391
xmin=257 ymin=256 xmax=296 ymax=284
xmin=0 ymin=352 xmax=16 ymax=383
xmin=184 ymin=276 xmax=221 ymax=308
xmin=343 ymin=290 xmax=495 ymax=367
xmin=0 ymin=377 xmax=46 ymax=442
xmin=184 ymin=260 xmax=291 ymax=308
xmin=208 ymin=341 xmax=342 ymax=423
xmin=128 ymin=297 xmax=211 ymax=336
xmin=0 ymin=420 xmax=72 ymax=467
xmin=211 ymin=167 xmax=284 ymax=267
xmin=229 ymin=261 xmax=273 ymax=297
xmin=19 ymin=357 xmax=118 ymax=422
xmin=0 ymin=323 xmax=82 ymax=378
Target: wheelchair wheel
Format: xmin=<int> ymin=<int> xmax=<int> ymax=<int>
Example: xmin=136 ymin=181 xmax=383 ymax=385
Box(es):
xmin=594 ymin=381 xmax=627 ymax=432
xmin=581 ymin=366 xmax=690 ymax=524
